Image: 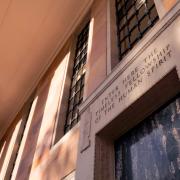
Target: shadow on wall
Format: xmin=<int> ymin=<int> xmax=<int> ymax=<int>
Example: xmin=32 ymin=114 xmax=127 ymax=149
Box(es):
xmin=15 ymin=72 xmax=54 ymax=180
xmin=0 ymin=130 xmax=14 ymax=172
xmin=15 ymin=40 xmax=71 ymax=179
xmin=45 ymin=144 xmax=74 ymax=180
xmin=30 ymin=47 xmax=72 ymax=173
xmin=31 ymin=127 xmax=79 ymax=180
xmin=32 ymin=129 xmax=53 ymax=168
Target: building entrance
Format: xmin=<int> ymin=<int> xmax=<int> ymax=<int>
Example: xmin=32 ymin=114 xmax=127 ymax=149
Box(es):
xmin=115 ymin=95 xmax=180 ymax=180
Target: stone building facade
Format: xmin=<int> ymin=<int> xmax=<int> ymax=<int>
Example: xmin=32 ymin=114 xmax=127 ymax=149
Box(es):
xmin=0 ymin=0 xmax=179 ymax=180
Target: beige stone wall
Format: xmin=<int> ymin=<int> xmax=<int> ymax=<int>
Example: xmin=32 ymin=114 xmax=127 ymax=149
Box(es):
xmin=76 ymin=1 xmax=180 ymax=180
xmin=162 ymin=0 xmax=177 ymax=11
xmin=25 ymin=0 xmax=110 ymax=178
xmin=85 ymin=0 xmax=108 ymax=98
xmin=1 ymin=1 xmax=178 ymax=180
xmin=0 ymin=101 xmax=32 ymax=180
xmin=13 ymin=41 xmax=73 ymax=180
xmin=0 ymin=38 xmax=79 ymax=180
xmin=30 ymin=126 xmax=79 ymax=180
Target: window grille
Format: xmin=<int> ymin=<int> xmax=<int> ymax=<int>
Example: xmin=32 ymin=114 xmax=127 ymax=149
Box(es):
xmin=115 ymin=0 xmax=159 ymax=60
xmin=64 ymin=22 xmax=89 ymax=133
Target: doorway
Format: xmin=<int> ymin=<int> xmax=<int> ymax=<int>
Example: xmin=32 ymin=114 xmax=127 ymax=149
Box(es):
xmin=115 ymin=95 xmax=180 ymax=180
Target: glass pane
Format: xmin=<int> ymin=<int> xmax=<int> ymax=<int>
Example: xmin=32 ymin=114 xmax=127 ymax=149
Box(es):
xmin=138 ymin=5 xmax=146 ymax=20
xmin=130 ymin=26 xmax=140 ymax=44
xmin=127 ymin=6 xmax=136 ymax=20
xmin=136 ymin=0 xmax=146 ymax=10
xmin=72 ymin=106 xmax=78 ymax=119
xmin=150 ymin=6 xmax=159 ymax=22
xmin=69 ymin=99 xmax=74 ymax=111
xmin=128 ymin=15 xmax=137 ymax=31
xmin=125 ymin=0 xmax=134 ymax=10
xmin=71 ymin=78 xmax=76 ymax=88
xmin=119 ymin=16 xmax=127 ymax=29
xmin=74 ymin=91 xmax=80 ymax=105
xmin=79 ymin=87 xmax=84 ymax=102
xmin=81 ymin=74 xmax=85 ymax=86
xmin=121 ymin=37 xmax=129 ymax=54
xmin=115 ymin=0 xmax=159 ymax=61
xmin=117 ymin=0 xmax=124 ymax=10
xmin=65 ymin=22 xmax=89 ymax=133
xmin=73 ymin=67 xmax=79 ymax=78
xmin=76 ymin=79 xmax=81 ymax=92
xmin=67 ymin=111 xmax=72 ymax=125
xmin=139 ymin=16 xmax=149 ymax=33
xmin=120 ymin=26 xmax=128 ymax=40
xmin=70 ymin=87 xmax=76 ymax=98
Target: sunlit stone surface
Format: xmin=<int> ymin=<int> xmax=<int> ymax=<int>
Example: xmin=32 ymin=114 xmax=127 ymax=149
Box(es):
xmin=115 ymin=95 xmax=180 ymax=180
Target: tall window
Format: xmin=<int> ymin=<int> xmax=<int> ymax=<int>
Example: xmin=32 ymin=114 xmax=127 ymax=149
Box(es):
xmin=64 ymin=22 xmax=89 ymax=133
xmin=115 ymin=0 xmax=159 ymax=60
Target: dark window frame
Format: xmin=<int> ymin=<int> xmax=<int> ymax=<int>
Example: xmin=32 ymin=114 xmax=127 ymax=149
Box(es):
xmin=64 ymin=22 xmax=90 ymax=133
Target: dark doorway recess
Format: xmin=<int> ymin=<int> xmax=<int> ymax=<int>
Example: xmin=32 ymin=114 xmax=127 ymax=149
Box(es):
xmin=115 ymin=94 xmax=180 ymax=180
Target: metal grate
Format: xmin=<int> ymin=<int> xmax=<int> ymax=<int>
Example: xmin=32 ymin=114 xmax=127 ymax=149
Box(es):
xmin=115 ymin=0 xmax=159 ymax=60
xmin=64 ymin=22 xmax=89 ymax=133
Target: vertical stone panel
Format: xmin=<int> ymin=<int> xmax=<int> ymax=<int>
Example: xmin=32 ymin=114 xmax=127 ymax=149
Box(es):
xmin=15 ymin=43 xmax=70 ymax=180
xmin=85 ymin=0 xmax=107 ymax=97
xmin=0 ymin=103 xmax=31 ymax=180
xmin=15 ymin=80 xmax=51 ymax=180
xmin=30 ymin=45 xmax=70 ymax=171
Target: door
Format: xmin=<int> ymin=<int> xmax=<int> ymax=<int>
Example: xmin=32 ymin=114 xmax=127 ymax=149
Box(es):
xmin=115 ymin=96 xmax=180 ymax=180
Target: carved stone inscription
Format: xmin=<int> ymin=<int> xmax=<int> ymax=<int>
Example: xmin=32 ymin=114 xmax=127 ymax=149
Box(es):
xmin=95 ymin=44 xmax=172 ymax=123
